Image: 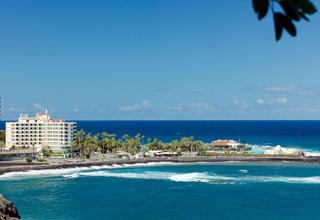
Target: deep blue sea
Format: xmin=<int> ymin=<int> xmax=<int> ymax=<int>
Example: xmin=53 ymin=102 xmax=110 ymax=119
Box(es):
xmin=1 ymin=121 xmax=320 ymax=219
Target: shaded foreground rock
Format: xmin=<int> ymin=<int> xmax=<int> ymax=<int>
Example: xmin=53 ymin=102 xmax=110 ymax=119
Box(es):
xmin=0 ymin=194 xmax=20 ymax=220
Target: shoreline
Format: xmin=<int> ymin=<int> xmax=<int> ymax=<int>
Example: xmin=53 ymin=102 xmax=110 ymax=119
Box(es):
xmin=1 ymin=156 xmax=320 ymax=176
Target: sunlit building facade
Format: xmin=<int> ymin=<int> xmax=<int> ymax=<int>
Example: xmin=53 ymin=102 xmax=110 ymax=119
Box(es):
xmin=5 ymin=111 xmax=76 ymax=151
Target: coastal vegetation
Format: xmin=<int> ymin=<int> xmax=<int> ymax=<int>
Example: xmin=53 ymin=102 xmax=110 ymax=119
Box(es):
xmin=0 ymin=130 xmax=5 ymax=142
xmin=146 ymin=137 xmax=206 ymax=156
xmin=25 ymin=157 xmax=32 ymax=163
xmin=0 ymin=130 xmax=5 ymax=153
xmin=37 ymin=158 xmax=47 ymax=163
xmin=72 ymin=129 xmax=207 ymax=159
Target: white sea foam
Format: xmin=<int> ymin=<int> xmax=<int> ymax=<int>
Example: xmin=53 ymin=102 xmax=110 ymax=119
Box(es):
xmin=111 ymin=164 xmax=123 ymax=168
xmin=254 ymin=144 xmax=320 ymax=157
xmin=239 ymin=170 xmax=248 ymax=173
xmin=305 ymin=151 xmax=320 ymax=157
xmin=0 ymin=166 xmax=93 ymax=180
xmin=238 ymin=175 xmax=320 ymax=184
xmin=1 ymin=162 xmax=320 ymax=185
xmin=64 ymin=171 xmax=174 ymax=180
xmin=0 ymin=162 xmax=177 ymax=180
xmin=69 ymin=171 xmax=320 ymax=184
xmin=169 ymin=172 xmax=233 ymax=184
xmin=62 ymin=171 xmax=237 ymax=184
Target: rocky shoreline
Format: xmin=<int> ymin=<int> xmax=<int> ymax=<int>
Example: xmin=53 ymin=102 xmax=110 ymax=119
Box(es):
xmin=0 ymin=194 xmax=20 ymax=220
xmin=1 ymin=156 xmax=320 ymax=176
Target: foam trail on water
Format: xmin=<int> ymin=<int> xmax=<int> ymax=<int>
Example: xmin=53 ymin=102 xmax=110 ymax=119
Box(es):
xmin=238 ymin=176 xmax=320 ymax=184
xmin=1 ymin=163 xmax=320 ymax=185
xmin=0 ymin=167 xmax=93 ymax=180
xmin=64 ymin=171 xmax=235 ymax=184
xmin=169 ymin=172 xmax=233 ymax=184
xmin=239 ymin=170 xmax=248 ymax=173
xmin=64 ymin=171 xmax=175 ymax=180
xmin=63 ymin=170 xmax=320 ymax=185
xmin=0 ymin=162 xmax=177 ymax=180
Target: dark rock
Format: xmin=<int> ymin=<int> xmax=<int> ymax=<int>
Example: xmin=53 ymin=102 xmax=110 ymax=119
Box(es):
xmin=0 ymin=194 xmax=20 ymax=220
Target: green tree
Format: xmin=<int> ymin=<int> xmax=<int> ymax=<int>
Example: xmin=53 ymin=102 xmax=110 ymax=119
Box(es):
xmin=72 ymin=129 xmax=86 ymax=153
xmin=167 ymin=140 xmax=180 ymax=153
xmin=122 ymin=134 xmax=142 ymax=154
xmin=82 ymin=133 xmax=98 ymax=159
xmin=72 ymin=130 xmax=100 ymax=158
xmin=0 ymin=130 xmax=5 ymax=143
xmin=252 ymin=0 xmax=317 ymax=40
xmin=146 ymin=138 xmax=165 ymax=151
xmin=100 ymin=132 xmax=108 ymax=155
xmin=179 ymin=136 xmax=195 ymax=156
xmin=0 ymin=141 xmax=5 ymax=153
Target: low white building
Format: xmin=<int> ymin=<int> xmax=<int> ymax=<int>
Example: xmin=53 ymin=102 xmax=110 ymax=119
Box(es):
xmin=264 ymin=145 xmax=300 ymax=156
xmin=208 ymin=140 xmax=243 ymax=149
xmin=6 ymin=110 xmax=76 ymax=151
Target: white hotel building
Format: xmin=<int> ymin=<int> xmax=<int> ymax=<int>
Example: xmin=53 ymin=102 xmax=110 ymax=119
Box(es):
xmin=5 ymin=111 xmax=76 ymax=151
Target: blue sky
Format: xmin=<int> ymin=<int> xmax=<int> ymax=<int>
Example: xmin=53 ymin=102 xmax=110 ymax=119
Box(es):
xmin=0 ymin=0 xmax=320 ymax=120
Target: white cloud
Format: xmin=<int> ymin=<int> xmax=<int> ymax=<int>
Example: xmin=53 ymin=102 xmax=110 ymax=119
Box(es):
xmin=273 ymin=107 xmax=320 ymax=114
xmin=257 ymin=99 xmax=265 ymax=105
xmin=73 ymin=108 xmax=80 ymax=112
xmin=159 ymin=103 xmax=215 ymax=112
xmin=255 ymin=98 xmax=289 ymax=106
xmin=3 ymin=107 xmax=26 ymax=113
xmin=274 ymin=98 xmax=288 ymax=105
xmin=119 ymin=100 xmax=151 ymax=112
xmin=119 ymin=104 xmax=141 ymax=112
xmin=252 ymin=85 xmax=316 ymax=96
xmin=233 ymin=99 xmax=248 ymax=109
xmin=142 ymin=100 xmax=151 ymax=108
xmin=119 ymin=100 xmax=215 ymax=113
xmin=33 ymin=103 xmax=44 ymax=110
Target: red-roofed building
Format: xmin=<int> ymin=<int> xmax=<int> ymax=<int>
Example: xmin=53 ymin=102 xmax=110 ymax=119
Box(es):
xmin=208 ymin=140 xmax=243 ymax=149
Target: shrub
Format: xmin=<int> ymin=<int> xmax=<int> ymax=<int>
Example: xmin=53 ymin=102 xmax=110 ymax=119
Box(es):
xmin=25 ymin=157 xmax=33 ymax=163
xmin=37 ymin=157 xmax=47 ymax=163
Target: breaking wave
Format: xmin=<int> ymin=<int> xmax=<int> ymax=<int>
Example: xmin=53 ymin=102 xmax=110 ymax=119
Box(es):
xmin=0 ymin=162 xmax=175 ymax=180
xmin=1 ymin=162 xmax=319 ymax=184
xmin=64 ymin=171 xmax=320 ymax=184
xmin=63 ymin=171 xmax=174 ymax=180
xmin=0 ymin=167 xmax=94 ymax=180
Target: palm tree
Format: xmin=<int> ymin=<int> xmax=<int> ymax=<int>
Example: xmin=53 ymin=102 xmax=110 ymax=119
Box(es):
xmin=72 ymin=129 xmax=86 ymax=155
xmin=0 ymin=141 xmax=5 ymax=153
xmin=146 ymin=138 xmax=165 ymax=151
xmin=82 ymin=133 xmax=98 ymax=159
xmin=122 ymin=134 xmax=142 ymax=155
xmin=179 ymin=136 xmax=194 ymax=156
xmin=100 ymin=132 xmax=107 ymax=159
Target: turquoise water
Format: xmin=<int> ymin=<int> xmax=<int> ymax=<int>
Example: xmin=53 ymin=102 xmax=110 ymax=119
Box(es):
xmin=249 ymin=149 xmax=265 ymax=154
xmin=1 ymin=163 xmax=320 ymax=219
xmin=1 ymin=121 xmax=320 ymax=219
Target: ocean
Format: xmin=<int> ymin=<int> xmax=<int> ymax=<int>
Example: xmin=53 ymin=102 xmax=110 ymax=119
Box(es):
xmin=70 ymin=120 xmax=320 ymax=153
xmin=1 ymin=121 xmax=320 ymax=219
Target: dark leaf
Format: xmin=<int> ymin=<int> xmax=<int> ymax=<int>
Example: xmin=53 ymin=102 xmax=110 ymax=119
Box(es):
xmin=278 ymin=13 xmax=297 ymax=36
xmin=274 ymin=13 xmax=284 ymax=41
xmin=300 ymin=0 xmax=317 ymax=14
xmin=290 ymin=0 xmax=301 ymax=10
xmin=299 ymin=12 xmax=310 ymax=21
xmin=253 ymin=0 xmax=270 ymax=20
xmin=280 ymin=0 xmax=300 ymax=21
